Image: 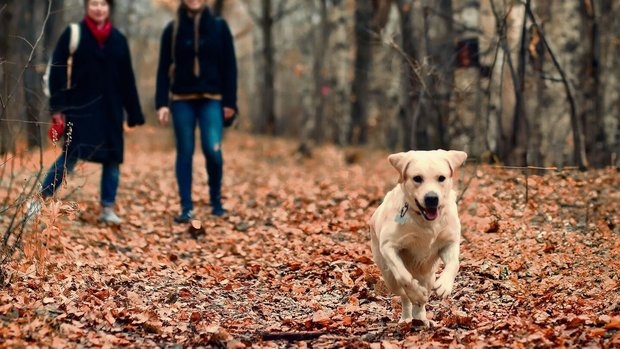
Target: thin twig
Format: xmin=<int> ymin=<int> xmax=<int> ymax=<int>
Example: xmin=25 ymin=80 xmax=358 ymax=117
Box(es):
xmin=457 ymin=162 xmax=479 ymax=205
xmin=260 ymin=331 xmax=328 ymax=341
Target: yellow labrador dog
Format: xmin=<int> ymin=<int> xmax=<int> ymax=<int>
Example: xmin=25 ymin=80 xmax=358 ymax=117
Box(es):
xmin=370 ymin=150 xmax=467 ymax=326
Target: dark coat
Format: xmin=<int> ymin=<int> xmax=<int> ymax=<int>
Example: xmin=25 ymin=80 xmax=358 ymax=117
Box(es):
xmin=49 ymin=20 xmax=144 ymax=164
xmin=155 ymin=7 xmax=237 ymax=112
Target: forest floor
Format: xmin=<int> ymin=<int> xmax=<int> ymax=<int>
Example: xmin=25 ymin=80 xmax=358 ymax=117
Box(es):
xmin=1 ymin=128 xmax=619 ymax=348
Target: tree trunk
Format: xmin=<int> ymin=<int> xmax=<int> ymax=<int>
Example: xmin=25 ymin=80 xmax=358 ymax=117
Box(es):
xmin=300 ymin=0 xmax=329 ymax=151
xmin=584 ymin=0 xmax=610 ymax=167
xmin=23 ymin=0 xmax=45 ymax=150
xmin=525 ymin=2 xmax=588 ymax=169
xmin=603 ymin=1 xmax=620 ymax=167
xmin=527 ymin=23 xmax=546 ymax=167
xmin=396 ymin=0 xmax=418 ymax=150
xmin=421 ymin=0 xmax=453 ymax=150
xmin=453 ymin=0 xmax=482 ymax=154
xmin=0 ymin=1 xmax=16 ymax=155
xmin=508 ymin=0 xmax=529 ymax=166
xmin=311 ymin=0 xmax=328 ymax=143
xmin=348 ymin=0 xmax=374 ymax=145
xmin=258 ymin=0 xmax=276 ymax=135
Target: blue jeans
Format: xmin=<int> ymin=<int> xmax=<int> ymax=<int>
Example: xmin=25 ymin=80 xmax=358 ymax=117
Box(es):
xmin=171 ymin=99 xmax=224 ymax=212
xmin=41 ymin=153 xmax=120 ymax=207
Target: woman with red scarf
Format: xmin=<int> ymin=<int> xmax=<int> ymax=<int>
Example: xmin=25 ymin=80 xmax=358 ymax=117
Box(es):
xmin=37 ymin=0 xmax=144 ymax=224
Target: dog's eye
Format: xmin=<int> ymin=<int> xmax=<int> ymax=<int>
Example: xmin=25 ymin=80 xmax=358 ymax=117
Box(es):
xmin=413 ymin=176 xmax=423 ymax=183
xmin=438 ymin=175 xmax=446 ymax=182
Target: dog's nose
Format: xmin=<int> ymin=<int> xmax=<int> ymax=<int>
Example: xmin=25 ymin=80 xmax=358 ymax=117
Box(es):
xmin=424 ymin=192 xmax=439 ymax=208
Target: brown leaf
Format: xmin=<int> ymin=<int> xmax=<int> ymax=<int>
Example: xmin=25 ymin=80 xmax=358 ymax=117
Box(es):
xmin=104 ymin=311 xmax=116 ymax=325
xmin=312 ymin=309 xmax=334 ymax=326
xmin=605 ymin=319 xmax=620 ymax=330
xmin=94 ymin=289 xmax=110 ymax=300
xmin=179 ymin=289 xmax=192 ymax=299
xmin=190 ymin=312 xmax=202 ymax=322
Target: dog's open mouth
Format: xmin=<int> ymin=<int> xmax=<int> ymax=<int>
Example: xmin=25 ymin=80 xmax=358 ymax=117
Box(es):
xmin=415 ymin=199 xmax=439 ymax=221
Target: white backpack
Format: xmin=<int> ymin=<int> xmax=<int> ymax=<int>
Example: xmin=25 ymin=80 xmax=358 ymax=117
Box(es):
xmin=43 ymin=23 xmax=80 ymax=97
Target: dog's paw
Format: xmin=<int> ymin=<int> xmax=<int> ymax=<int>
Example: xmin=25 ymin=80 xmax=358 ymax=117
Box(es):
xmin=402 ymin=318 xmax=432 ymax=328
xmin=433 ymin=275 xmax=454 ymax=298
xmin=399 ymin=315 xmax=413 ymax=324
xmin=399 ymin=277 xmax=429 ymax=304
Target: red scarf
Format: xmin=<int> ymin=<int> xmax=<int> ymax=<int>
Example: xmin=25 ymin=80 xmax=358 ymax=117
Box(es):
xmin=84 ymin=15 xmax=112 ymax=48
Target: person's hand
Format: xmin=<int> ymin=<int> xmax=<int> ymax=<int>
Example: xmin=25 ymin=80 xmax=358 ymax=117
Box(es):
xmin=223 ymin=107 xmax=236 ymax=121
xmin=51 ymin=112 xmax=64 ymax=124
xmin=48 ymin=112 xmax=65 ymax=142
xmin=158 ymin=107 xmax=170 ymax=125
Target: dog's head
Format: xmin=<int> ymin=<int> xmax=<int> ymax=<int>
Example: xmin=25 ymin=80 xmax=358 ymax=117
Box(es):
xmin=388 ymin=150 xmax=467 ymax=221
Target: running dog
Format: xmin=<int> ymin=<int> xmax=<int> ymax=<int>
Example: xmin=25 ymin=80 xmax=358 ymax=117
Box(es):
xmin=369 ymin=150 xmax=467 ymax=326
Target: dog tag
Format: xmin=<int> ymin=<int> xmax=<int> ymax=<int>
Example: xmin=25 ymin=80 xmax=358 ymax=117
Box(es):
xmin=394 ymin=202 xmax=409 ymax=225
xmin=394 ymin=213 xmax=408 ymax=225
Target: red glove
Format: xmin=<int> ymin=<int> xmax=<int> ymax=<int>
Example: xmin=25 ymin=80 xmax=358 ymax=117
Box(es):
xmin=48 ymin=114 xmax=65 ymax=142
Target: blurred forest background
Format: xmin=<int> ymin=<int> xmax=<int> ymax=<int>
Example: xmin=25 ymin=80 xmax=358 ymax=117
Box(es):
xmin=1 ymin=0 xmax=619 ymax=168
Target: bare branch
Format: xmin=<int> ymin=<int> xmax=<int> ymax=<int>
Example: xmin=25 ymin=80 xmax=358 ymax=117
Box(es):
xmin=378 ymin=32 xmax=430 ymax=94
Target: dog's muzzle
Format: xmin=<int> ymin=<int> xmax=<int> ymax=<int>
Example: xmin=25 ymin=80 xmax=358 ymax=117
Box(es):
xmin=415 ymin=192 xmax=439 ymax=221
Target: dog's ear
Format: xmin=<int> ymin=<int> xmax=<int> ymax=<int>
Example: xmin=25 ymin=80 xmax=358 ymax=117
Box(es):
xmin=445 ymin=150 xmax=467 ymax=176
xmin=388 ymin=152 xmax=411 ymax=183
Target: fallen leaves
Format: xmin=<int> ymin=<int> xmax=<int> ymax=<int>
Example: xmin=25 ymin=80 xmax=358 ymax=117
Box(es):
xmin=0 ymin=131 xmax=619 ymax=347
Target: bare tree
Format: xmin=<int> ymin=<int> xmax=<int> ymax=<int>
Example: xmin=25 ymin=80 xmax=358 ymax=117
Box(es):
xmin=583 ymin=0 xmax=611 ymax=167
xmin=258 ymin=0 xmax=276 ymax=134
xmin=0 ymin=1 xmax=15 ymax=155
xmin=245 ymin=0 xmax=300 ymax=134
xmin=348 ymin=0 xmax=375 ymax=145
xmin=604 ymin=1 xmax=620 ymax=167
xmin=419 ymin=0 xmax=453 ymax=149
xmin=395 ymin=0 xmax=419 ymax=150
xmin=22 ymin=0 xmax=47 ymax=150
xmin=298 ymin=0 xmax=331 ymax=155
xmin=508 ymin=0 xmax=529 ymax=167
xmin=1 ymin=0 xmax=52 ymax=272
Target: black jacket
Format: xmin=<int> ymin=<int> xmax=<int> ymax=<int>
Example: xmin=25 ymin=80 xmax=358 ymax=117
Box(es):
xmin=49 ymin=21 xmax=144 ymax=164
xmin=155 ymin=7 xmax=237 ymax=111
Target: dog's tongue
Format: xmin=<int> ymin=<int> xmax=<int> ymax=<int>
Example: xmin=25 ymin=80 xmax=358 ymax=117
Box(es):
xmin=425 ymin=208 xmax=438 ymax=220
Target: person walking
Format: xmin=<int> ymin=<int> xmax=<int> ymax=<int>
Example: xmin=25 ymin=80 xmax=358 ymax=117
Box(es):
xmin=155 ymin=0 xmax=237 ymax=222
xmin=36 ymin=0 xmax=144 ymax=224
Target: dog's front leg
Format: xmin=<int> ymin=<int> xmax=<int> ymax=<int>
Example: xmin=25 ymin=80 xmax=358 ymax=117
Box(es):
xmin=434 ymin=241 xmax=459 ymax=298
xmin=380 ymin=241 xmax=428 ymax=304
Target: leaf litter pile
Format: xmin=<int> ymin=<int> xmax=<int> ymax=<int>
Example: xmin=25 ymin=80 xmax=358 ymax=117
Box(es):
xmin=1 ymin=129 xmax=619 ymax=348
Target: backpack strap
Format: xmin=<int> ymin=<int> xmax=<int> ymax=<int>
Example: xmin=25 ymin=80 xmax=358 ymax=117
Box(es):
xmin=66 ymin=23 xmax=80 ymax=89
xmin=43 ymin=23 xmax=80 ymax=96
xmin=68 ymin=23 xmax=80 ymax=54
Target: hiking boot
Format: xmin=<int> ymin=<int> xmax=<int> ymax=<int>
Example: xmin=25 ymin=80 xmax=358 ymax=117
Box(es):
xmin=174 ymin=209 xmax=194 ymax=224
xmin=99 ymin=207 xmax=122 ymax=224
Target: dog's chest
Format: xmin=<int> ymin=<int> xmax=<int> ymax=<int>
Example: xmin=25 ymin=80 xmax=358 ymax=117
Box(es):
xmin=398 ymin=239 xmax=440 ymax=273
xmin=395 ymin=230 xmax=441 ymax=262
